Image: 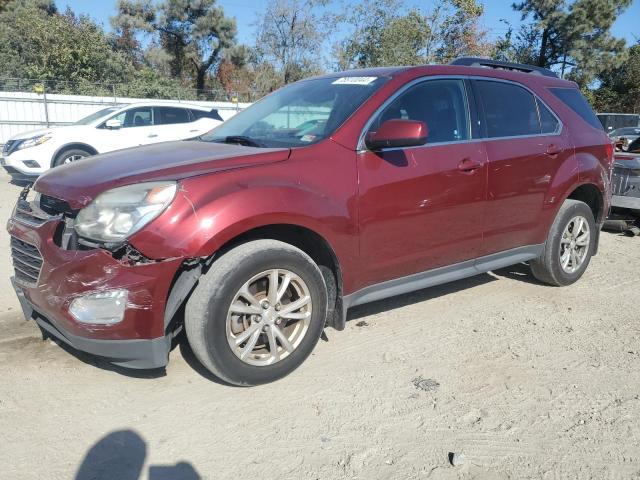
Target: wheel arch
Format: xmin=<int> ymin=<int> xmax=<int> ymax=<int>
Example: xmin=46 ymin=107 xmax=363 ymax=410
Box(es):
xmin=562 ymin=182 xmax=605 ymax=254
xmin=51 ymin=142 xmax=99 ymax=165
xmin=564 ymin=183 xmax=604 ymax=224
xmin=210 ymin=223 xmax=346 ymax=330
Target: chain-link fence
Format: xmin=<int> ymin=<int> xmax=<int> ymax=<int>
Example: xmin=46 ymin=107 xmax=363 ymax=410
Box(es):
xmin=0 ymin=77 xmax=268 ymax=103
xmin=0 ymin=77 xmax=263 ymax=145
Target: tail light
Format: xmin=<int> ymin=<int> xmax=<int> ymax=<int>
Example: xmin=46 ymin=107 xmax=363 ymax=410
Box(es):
xmin=605 ymin=141 xmax=614 ymax=164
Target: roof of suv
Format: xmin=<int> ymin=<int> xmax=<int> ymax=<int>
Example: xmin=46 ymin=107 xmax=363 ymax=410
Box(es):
xmin=312 ymin=64 xmax=575 ymax=88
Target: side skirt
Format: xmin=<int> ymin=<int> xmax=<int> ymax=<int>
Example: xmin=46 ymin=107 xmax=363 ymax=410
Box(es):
xmin=337 ymin=244 xmax=544 ymax=328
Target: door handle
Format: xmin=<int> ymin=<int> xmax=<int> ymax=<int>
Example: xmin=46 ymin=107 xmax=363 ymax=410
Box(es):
xmin=546 ymin=144 xmax=562 ymax=156
xmin=457 ymin=158 xmax=483 ymax=173
xmin=148 ymin=134 xmax=158 ymax=138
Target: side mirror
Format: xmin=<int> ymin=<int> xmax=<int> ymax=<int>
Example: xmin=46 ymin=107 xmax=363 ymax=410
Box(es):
xmin=105 ymin=119 xmax=122 ymax=130
xmin=366 ymin=119 xmax=428 ymax=151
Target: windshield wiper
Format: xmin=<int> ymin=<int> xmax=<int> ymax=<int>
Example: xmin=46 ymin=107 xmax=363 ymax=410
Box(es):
xmin=214 ymin=135 xmax=265 ymax=148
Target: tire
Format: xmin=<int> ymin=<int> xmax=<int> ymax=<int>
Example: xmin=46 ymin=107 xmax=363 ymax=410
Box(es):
xmin=530 ymin=199 xmax=596 ymax=286
xmin=53 ymin=148 xmax=92 ymax=167
xmin=185 ymin=240 xmax=328 ymax=386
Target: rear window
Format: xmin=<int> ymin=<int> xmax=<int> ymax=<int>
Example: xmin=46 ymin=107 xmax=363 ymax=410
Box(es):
xmin=155 ymin=107 xmax=190 ymax=125
xmin=549 ymin=88 xmax=602 ymax=130
xmin=475 ymin=80 xmax=540 ymax=138
xmin=191 ymin=109 xmax=223 ymax=122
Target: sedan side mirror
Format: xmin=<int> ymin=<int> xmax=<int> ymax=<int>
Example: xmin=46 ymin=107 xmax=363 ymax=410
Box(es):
xmin=366 ymin=119 xmax=428 ymax=151
xmin=105 ymin=119 xmax=122 ymax=130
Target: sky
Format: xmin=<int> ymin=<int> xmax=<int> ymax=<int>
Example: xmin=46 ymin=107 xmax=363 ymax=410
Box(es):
xmin=55 ymin=0 xmax=640 ymax=48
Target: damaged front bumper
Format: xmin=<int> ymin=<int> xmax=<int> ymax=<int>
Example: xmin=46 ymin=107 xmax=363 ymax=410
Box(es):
xmin=8 ymin=215 xmax=186 ymax=369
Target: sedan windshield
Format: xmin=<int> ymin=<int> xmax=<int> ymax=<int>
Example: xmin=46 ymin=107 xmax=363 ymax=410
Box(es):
xmin=201 ymin=76 xmax=389 ymax=148
xmin=74 ymin=107 xmax=121 ymax=125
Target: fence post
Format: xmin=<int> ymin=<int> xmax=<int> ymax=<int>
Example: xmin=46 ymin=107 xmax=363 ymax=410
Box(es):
xmin=112 ymin=84 xmax=117 ymax=105
xmin=42 ymin=83 xmax=50 ymax=128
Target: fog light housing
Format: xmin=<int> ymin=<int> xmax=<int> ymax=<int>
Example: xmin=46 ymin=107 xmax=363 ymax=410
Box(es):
xmin=22 ymin=160 xmax=41 ymax=168
xmin=69 ymin=290 xmax=128 ymax=325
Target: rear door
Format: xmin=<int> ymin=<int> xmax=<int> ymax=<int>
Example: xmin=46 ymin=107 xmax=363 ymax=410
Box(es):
xmin=152 ymin=107 xmax=198 ymax=141
xmin=357 ymin=78 xmax=488 ymax=287
xmin=473 ymin=79 xmax=572 ymax=255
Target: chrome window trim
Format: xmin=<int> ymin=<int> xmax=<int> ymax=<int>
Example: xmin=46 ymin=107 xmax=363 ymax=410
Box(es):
xmin=357 ymin=74 xmax=564 ymax=153
xmin=471 ymin=76 xmax=563 ymax=141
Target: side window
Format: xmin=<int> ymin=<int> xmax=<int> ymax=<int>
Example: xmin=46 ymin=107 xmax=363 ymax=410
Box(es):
xmin=191 ymin=109 xmax=224 ymax=122
xmin=155 ymin=107 xmax=190 ymax=125
xmin=476 ymin=80 xmax=540 ymax=138
xmin=369 ymin=79 xmax=470 ymax=144
xmin=549 ymin=87 xmax=603 ymax=130
xmin=190 ymin=109 xmax=205 ymax=121
xmin=111 ymin=107 xmax=154 ymax=128
xmin=537 ymin=99 xmax=560 ymax=134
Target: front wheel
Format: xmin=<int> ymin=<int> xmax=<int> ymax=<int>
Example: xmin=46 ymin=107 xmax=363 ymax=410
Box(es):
xmin=185 ymin=240 xmax=327 ymax=386
xmin=53 ymin=148 xmax=92 ymax=167
xmin=530 ymin=199 xmax=596 ymax=286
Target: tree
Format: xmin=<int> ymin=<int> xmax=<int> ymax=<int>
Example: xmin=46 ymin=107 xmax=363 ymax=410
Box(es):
xmin=254 ymin=0 xmax=327 ymax=85
xmin=111 ymin=0 xmax=237 ymax=91
xmin=509 ymin=0 xmax=632 ymax=82
xmin=591 ymin=44 xmax=640 ymax=113
xmin=335 ymin=0 xmax=490 ymax=69
xmin=336 ymin=0 xmax=430 ymax=69
xmin=434 ymin=0 xmax=491 ymax=63
xmin=0 ymin=4 xmax=134 ymax=91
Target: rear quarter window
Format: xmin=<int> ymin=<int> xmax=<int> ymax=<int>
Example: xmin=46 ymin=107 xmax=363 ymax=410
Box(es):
xmin=549 ymin=88 xmax=602 ymax=130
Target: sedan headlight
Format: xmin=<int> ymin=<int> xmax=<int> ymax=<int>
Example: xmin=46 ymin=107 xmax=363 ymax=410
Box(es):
xmin=17 ymin=134 xmax=52 ymax=150
xmin=75 ymin=182 xmax=177 ymax=243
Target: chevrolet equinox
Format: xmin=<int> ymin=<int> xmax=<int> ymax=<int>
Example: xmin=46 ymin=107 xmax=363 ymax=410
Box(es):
xmin=8 ymin=58 xmax=613 ymax=385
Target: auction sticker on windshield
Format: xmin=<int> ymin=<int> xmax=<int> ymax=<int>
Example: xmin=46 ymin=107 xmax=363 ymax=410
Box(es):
xmin=332 ymin=77 xmax=378 ymax=85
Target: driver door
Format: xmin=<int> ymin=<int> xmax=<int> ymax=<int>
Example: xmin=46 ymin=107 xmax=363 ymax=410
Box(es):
xmin=357 ymin=78 xmax=488 ymax=287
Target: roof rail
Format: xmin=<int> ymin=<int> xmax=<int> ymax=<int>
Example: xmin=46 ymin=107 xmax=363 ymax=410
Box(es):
xmin=450 ymin=57 xmax=558 ymax=78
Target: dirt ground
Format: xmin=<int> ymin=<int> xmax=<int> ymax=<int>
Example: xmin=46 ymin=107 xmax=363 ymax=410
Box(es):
xmin=0 ymin=171 xmax=639 ymax=480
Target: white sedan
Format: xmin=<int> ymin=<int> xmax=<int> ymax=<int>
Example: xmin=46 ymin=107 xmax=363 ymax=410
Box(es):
xmin=1 ymin=101 xmax=224 ymax=182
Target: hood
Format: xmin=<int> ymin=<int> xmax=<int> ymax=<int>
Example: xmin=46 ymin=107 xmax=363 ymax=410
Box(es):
xmin=9 ymin=127 xmax=53 ymax=140
xmin=35 ymin=140 xmax=291 ymax=208
xmin=9 ymin=125 xmax=89 ymax=140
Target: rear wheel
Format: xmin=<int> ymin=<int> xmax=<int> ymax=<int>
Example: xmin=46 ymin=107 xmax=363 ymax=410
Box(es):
xmin=530 ymin=199 xmax=596 ymax=286
xmin=53 ymin=148 xmax=92 ymax=167
xmin=185 ymin=240 xmax=327 ymax=386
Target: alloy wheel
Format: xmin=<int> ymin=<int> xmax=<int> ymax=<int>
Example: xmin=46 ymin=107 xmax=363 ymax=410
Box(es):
xmin=62 ymin=154 xmax=85 ymax=164
xmin=226 ymin=269 xmax=312 ymax=366
xmin=559 ymin=215 xmax=590 ymax=274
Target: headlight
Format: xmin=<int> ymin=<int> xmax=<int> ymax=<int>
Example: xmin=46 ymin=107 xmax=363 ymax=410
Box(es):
xmin=17 ymin=134 xmax=52 ymax=150
xmin=74 ymin=182 xmax=177 ymax=243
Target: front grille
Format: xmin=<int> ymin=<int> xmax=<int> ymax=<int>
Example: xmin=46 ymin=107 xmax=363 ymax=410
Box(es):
xmin=10 ymin=237 xmax=43 ymax=285
xmin=612 ymin=165 xmax=640 ymax=196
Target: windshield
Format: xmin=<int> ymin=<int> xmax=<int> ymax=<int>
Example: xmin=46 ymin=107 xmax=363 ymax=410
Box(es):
xmin=200 ymin=76 xmax=389 ymax=148
xmin=74 ymin=107 xmax=121 ymax=125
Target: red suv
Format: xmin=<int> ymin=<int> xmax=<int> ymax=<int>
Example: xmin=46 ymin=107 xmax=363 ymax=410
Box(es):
xmin=8 ymin=58 xmax=613 ymax=385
